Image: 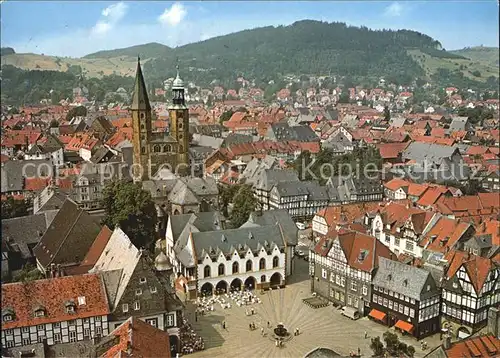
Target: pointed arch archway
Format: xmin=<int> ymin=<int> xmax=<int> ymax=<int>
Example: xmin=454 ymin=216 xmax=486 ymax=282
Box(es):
xmin=270 ymin=272 xmax=282 ymax=288
xmin=215 ymin=280 xmax=228 ymax=294
xmin=244 ymin=276 xmax=256 ymax=290
xmin=200 ymin=282 xmax=214 ymax=296
xmin=230 ymin=278 xmax=243 ymax=292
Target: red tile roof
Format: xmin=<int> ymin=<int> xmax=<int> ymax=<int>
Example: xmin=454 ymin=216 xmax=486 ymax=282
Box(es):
xmin=376 ymin=142 xmax=410 ymax=159
xmin=419 ymin=216 xmax=471 ymax=253
xmin=444 ymin=335 xmax=499 ymax=358
xmin=1 ymin=273 xmax=110 ymax=329
xmin=445 ymin=250 xmax=494 ymax=293
xmin=417 ymin=186 xmax=449 ymax=207
xmin=103 ymin=316 xmax=171 ymax=358
xmin=80 ymin=225 xmax=113 ymax=269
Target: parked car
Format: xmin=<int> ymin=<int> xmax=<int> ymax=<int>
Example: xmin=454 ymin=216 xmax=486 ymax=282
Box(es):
xmin=341 ymin=306 xmax=360 ymax=320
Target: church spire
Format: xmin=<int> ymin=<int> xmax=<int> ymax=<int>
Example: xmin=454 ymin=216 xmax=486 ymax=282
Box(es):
xmin=131 ymin=56 xmax=151 ymax=111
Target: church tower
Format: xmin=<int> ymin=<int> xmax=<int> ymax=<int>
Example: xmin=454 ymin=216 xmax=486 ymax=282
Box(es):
xmin=169 ymin=66 xmax=190 ymax=175
xmin=131 ymin=57 xmax=152 ymax=181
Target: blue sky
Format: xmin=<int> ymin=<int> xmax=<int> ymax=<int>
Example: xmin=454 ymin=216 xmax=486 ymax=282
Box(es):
xmin=1 ymin=1 xmax=498 ymax=58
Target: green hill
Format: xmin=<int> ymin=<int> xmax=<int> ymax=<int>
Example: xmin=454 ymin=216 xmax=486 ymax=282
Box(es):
xmin=450 ymin=46 xmax=499 ymax=68
xmin=83 ymin=42 xmax=172 ymax=60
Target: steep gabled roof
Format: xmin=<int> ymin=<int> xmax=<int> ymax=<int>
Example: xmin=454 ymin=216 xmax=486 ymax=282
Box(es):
xmin=33 ymin=198 xmax=101 ymax=269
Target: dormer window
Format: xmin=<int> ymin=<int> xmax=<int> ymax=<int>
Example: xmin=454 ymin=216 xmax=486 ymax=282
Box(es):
xmin=3 ymin=314 xmax=13 ymax=322
xmin=65 ymin=301 xmax=76 ymax=314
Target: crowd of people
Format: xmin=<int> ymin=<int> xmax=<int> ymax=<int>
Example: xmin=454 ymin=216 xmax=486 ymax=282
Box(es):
xmin=195 ymin=288 xmax=262 ymax=315
xmin=179 ymin=317 xmax=205 ymax=355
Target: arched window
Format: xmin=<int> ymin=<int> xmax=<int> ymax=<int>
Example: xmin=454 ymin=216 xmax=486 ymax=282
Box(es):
xmin=261 ymin=275 xmax=266 ymax=283
xmin=141 ymin=147 xmax=146 ymax=154
xmin=259 ymin=258 xmax=266 ymax=270
xmin=218 ymin=263 xmax=225 ymax=276
xmin=204 ymin=265 xmax=211 ymax=278
xmin=153 ymin=145 xmax=160 ymax=153
xmin=141 ymin=124 xmax=145 ymax=130
xmin=140 ymin=113 xmax=145 ymax=119
xmin=178 ymin=134 xmax=183 ymax=140
xmin=166 ymin=145 xmax=172 ymax=152
xmin=246 ymin=260 xmax=252 ymax=272
xmin=162 ymin=145 xmax=168 ymax=153
xmin=232 ymin=262 xmax=239 ymax=274
xmin=272 ymin=256 xmax=279 ymax=268
xmin=178 ymin=122 xmax=183 ymax=129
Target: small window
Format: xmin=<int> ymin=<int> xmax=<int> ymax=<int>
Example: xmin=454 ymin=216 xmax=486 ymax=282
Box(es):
xmin=53 ymin=322 xmax=60 ymax=328
xmin=22 ymin=327 xmax=29 ymax=333
xmin=67 ymin=306 xmax=75 ymax=314
xmin=3 ymin=314 xmax=13 ymax=322
xmin=69 ymin=319 xmax=76 ymax=326
xmin=95 ymin=316 xmax=101 ymax=322
xmin=78 ymin=296 xmax=86 ymax=305
xmin=54 ymin=333 xmax=62 ymax=343
xmin=84 ymin=328 xmax=91 ymax=339
xmin=136 ymin=289 xmax=143 ymax=296
xmin=22 ymin=338 xmax=30 ymax=345
xmin=140 ymin=113 xmax=145 ymax=119
xmin=140 ymin=278 xmax=147 ymax=284
xmin=37 ymin=324 xmax=44 ymax=331
xmin=122 ymin=304 xmax=129 ymax=313
xmin=5 ymin=329 xmax=13 ymax=335
xmin=150 ymin=286 xmax=157 ymax=293
xmin=134 ymin=301 xmax=140 ymax=310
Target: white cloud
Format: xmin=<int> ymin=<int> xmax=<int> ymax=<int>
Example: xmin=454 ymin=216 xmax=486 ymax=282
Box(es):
xmin=384 ymin=2 xmax=404 ymax=17
xmin=158 ymin=3 xmax=187 ymax=27
xmin=92 ymin=2 xmax=128 ymax=35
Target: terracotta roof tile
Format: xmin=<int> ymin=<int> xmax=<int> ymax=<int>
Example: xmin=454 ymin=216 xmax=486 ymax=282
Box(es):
xmin=1 ymin=273 xmax=109 ymax=329
xmin=80 ymin=225 xmax=113 ymax=269
xmin=419 ymin=217 xmax=471 ymax=253
xmin=103 ymin=316 xmax=171 ymax=358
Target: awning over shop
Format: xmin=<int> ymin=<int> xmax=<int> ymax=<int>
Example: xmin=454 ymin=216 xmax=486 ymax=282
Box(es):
xmin=395 ymin=320 xmax=414 ymax=334
xmin=368 ymin=309 xmax=386 ymax=321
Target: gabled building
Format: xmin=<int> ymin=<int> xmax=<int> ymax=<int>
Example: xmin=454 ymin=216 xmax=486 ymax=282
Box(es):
xmin=253 ymin=169 xmax=299 ymax=211
xmin=90 ymin=226 xmax=183 ymax=352
xmin=441 ymin=250 xmax=500 ymax=338
xmin=33 ymin=198 xmax=102 ymax=274
xmin=193 ymin=224 xmax=288 ymax=296
xmin=310 ymin=230 xmax=395 ymax=316
xmin=370 ymin=257 xmax=441 ymax=339
xmin=1 ymin=273 xmax=110 ymax=349
xmin=1 ymin=210 xmax=58 ymax=280
xmin=368 ymin=201 xmax=434 ymax=257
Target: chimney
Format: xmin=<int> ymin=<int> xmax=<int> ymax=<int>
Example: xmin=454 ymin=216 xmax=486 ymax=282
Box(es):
xmin=443 ymin=335 xmax=452 ymax=350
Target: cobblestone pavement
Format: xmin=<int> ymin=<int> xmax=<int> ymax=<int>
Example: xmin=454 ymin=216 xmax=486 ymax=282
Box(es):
xmin=186 ymin=258 xmax=442 ymax=358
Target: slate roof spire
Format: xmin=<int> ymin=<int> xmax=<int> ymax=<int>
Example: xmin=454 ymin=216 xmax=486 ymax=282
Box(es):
xmin=131 ymin=56 xmax=151 ymax=111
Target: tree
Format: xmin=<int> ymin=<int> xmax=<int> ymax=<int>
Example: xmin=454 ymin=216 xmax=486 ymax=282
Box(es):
xmin=65 ymin=105 xmax=87 ymax=121
xmin=219 ymin=110 xmax=234 ymax=125
xmin=230 ymin=184 xmax=257 ymax=228
xmin=370 ymin=336 xmax=385 ymax=357
xmin=1 ymin=196 xmax=29 ymax=219
xmin=406 ymin=345 xmax=415 ymax=358
xmin=101 ymin=180 xmax=157 ymax=250
xmin=383 ymin=105 xmax=391 ymax=121
xmin=338 ymin=91 xmax=350 ymax=103
xmin=12 ymin=264 xmax=44 ymax=283
xmin=49 ymin=119 xmax=59 ymax=128
xmin=383 ymin=331 xmax=400 ymax=355
xmin=218 ymin=183 xmax=241 ymax=217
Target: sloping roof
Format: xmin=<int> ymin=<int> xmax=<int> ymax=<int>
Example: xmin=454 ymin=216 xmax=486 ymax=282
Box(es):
xmin=442 ymin=334 xmax=500 ymax=358
xmin=373 ymin=257 xmax=434 ymax=301
xmin=1 ymin=273 xmax=110 ymax=329
xmin=103 ymin=316 xmax=171 ymax=358
xmin=33 ymin=198 xmax=102 ymax=268
xmin=419 ymin=216 xmax=471 ymax=253
xmin=337 ymin=231 xmax=395 ymax=273
xmin=444 ymin=250 xmax=494 ymax=293
xmin=1 ymin=159 xmax=54 ymax=193
xmin=192 ymin=224 xmax=286 ymax=259
xmin=90 ymin=227 xmax=141 ymax=310
xmin=403 ymin=142 xmax=458 ymax=164
xmin=168 ymin=180 xmax=199 ymax=205
xmin=242 ymin=209 xmax=298 ymax=245
xmin=80 ymin=225 xmax=113 ymax=269
xmin=2 ymin=212 xmax=55 ymax=259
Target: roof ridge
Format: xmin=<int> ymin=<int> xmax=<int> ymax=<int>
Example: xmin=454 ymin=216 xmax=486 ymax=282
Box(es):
xmin=50 ymin=203 xmax=85 ymax=266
